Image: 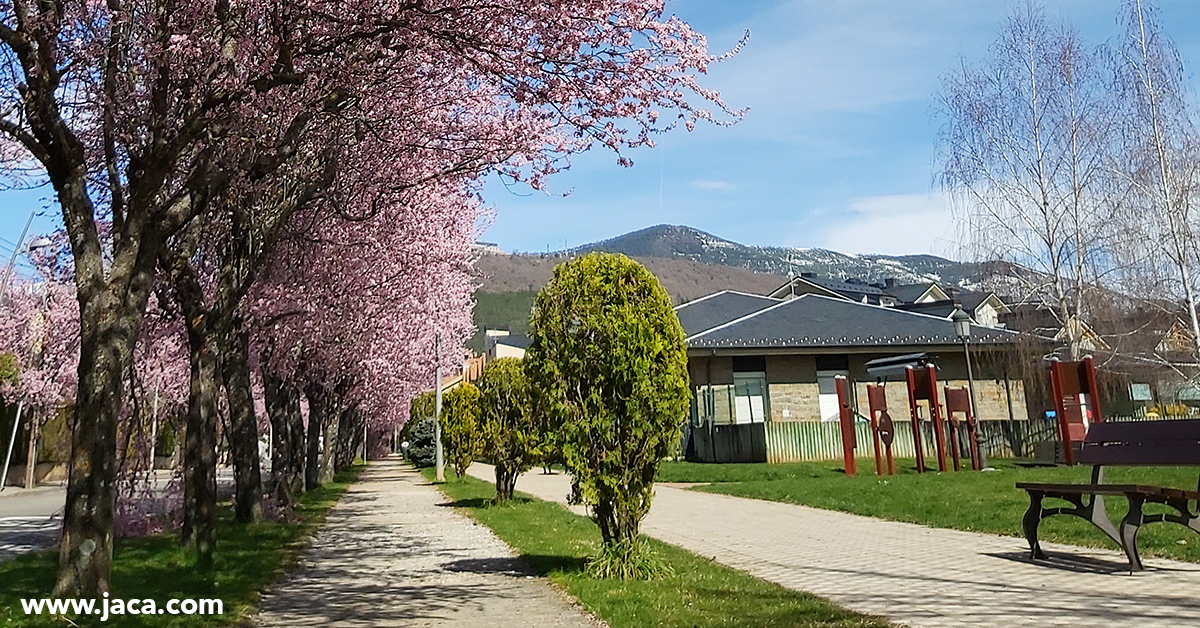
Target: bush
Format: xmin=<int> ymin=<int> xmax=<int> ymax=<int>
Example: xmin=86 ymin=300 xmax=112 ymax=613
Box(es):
xmin=441 ymin=383 xmax=484 ymax=477
xmin=406 ymin=416 xmax=437 ymax=468
xmin=524 ymin=253 xmax=690 ymax=578
xmin=478 ymin=358 xmax=537 ymax=501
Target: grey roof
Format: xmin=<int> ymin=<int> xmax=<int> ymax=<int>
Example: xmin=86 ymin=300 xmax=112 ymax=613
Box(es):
xmin=894 ymin=293 xmax=1004 ymax=319
xmin=674 ymin=291 xmax=781 ymax=337
xmin=894 ymin=301 xmax=957 ymax=319
xmin=886 ymin=283 xmax=938 ymax=304
xmin=687 ymin=294 xmax=1019 ymax=349
xmin=495 ymin=334 xmax=530 ymax=349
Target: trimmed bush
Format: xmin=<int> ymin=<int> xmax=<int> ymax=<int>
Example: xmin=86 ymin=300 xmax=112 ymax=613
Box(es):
xmin=525 ymin=253 xmax=690 ymax=577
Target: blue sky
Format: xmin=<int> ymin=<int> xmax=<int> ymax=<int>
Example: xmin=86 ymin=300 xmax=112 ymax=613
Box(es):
xmin=479 ymin=0 xmax=1200 ymax=257
xmin=0 ymin=1 xmax=1197 ymax=270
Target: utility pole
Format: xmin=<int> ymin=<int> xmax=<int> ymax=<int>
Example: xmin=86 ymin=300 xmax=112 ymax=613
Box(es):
xmin=434 ymin=332 xmax=445 ymax=482
xmin=0 ymin=210 xmax=34 ymax=305
xmin=1 ymin=401 xmax=22 ymax=491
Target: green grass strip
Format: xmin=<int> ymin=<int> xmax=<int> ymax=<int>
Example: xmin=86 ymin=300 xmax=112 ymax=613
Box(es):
xmin=0 ymin=464 xmax=364 ymax=627
xmin=658 ymin=458 xmax=1200 ymax=563
xmin=423 ymin=467 xmax=889 ymax=628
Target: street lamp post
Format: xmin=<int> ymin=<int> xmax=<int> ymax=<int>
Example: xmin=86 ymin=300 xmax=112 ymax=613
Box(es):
xmin=951 ymin=307 xmax=988 ymax=470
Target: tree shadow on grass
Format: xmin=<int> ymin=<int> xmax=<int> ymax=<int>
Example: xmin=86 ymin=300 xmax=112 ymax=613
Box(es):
xmin=437 ymin=496 xmax=537 ymax=509
xmin=443 ymin=553 xmax=586 ymax=578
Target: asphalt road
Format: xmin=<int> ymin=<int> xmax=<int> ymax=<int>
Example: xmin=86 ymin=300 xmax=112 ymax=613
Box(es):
xmin=0 ymin=486 xmax=64 ymax=562
xmin=0 ymin=468 xmax=235 ymax=562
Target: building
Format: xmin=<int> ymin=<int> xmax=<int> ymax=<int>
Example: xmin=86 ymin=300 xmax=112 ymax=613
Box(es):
xmin=678 ymin=290 xmax=1029 ymax=463
xmin=484 ymin=329 xmax=529 ymax=360
xmin=767 ymin=274 xmax=1009 ymax=327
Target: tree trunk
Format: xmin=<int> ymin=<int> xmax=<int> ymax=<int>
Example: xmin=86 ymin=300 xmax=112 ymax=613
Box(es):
xmin=54 ymin=302 xmax=131 ymax=597
xmin=265 ymin=372 xmax=305 ymax=507
xmin=304 ymin=386 xmax=324 ymax=491
xmin=335 ymin=406 xmax=359 ymax=472
xmin=222 ymin=316 xmax=262 ymax=523
xmin=319 ymin=394 xmax=339 ymax=485
xmin=287 ymin=387 xmax=305 ymax=497
xmin=181 ymin=326 xmax=219 ymax=569
xmin=264 ymin=372 xmax=294 ymax=507
xmin=494 ymin=464 xmax=518 ymax=501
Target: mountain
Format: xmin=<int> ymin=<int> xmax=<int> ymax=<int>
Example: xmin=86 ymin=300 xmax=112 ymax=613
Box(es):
xmin=469 ymin=224 xmax=986 ymax=351
xmin=572 ymin=224 xmax=982 ymax=287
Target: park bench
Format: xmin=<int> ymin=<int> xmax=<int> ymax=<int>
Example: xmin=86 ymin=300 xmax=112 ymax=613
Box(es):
xmin=1016 ymin=419 xmax=1200 ymax=570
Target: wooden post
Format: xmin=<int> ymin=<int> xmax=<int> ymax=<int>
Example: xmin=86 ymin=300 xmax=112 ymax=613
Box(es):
xmin=945 ymin=387 xmax=979 ymax=471
xmin=923 ymin=365 xmax=948 ymax=472
xmin=835 ymin=375 xmax=856 ymax=477
xmin=1048 ymin=359 xmax=1073 ymax=466
xmin=1083 ymin=357 xmax=1105 ymax=424
xmin=905 ymin=366 xmax=926 ymax=474
xmin=867 ymin=384 xmax=894 ymax=476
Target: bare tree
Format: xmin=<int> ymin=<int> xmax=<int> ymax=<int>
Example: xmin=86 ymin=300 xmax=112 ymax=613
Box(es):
xmin=1106 ymin=0 xmax=1200 ymax=354
xmin=939 ymin=2 xmax=1115 ymax=359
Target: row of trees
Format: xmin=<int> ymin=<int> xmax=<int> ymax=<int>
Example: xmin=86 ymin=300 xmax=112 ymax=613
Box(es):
xmin=0 ymin=0 xmax=739 ymax=597
xmin=941 ymin=0 xmax=1200 ymax=362
xmin=407 ymin=357 xmax=550 ymax=502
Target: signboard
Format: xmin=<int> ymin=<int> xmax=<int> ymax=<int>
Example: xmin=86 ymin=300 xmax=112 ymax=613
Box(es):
xmin=1130 ymin=383 xmax=1153 ymax=402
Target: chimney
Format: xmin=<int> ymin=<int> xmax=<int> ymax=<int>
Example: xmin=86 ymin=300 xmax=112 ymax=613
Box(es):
xmin=884 ymin=277 xmax=897 ymax=289
xmin=800 ymin=272 xmax=817 ymax=279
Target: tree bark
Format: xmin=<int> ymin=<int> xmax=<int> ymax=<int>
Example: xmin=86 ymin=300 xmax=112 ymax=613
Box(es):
xmin=265 ymin=371 xmax=304 ymax=507
xmin=221 ymin=315 xmax=262 ymax=523
xmin=319 ymin=393 xmax=339 ymax=485
xmin=335 ymin=405 xmax=360 ymax=472
xmin=181 ymin=324 xmax=219 ymax=569
xmin=55 ymin=301 xmax=134 ymax=597
xmin=494 ymin=464 xmax=518 ymax=501
xmin=304 ymin=385 xmax=324 ymax=491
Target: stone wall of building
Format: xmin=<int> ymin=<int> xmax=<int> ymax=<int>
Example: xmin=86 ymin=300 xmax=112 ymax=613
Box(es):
xmin=690 ymin=349 xmax=1032 ymax=425
xmin=767 ymin=382 xmax=822 ymax=422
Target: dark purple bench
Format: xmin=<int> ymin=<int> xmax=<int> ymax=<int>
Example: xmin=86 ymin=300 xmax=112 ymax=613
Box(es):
xmin=1016 ymin=419 xmax=1200 ymax=570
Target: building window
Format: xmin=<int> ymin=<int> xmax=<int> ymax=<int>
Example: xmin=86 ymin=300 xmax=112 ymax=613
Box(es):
xmin=815 ymin=355 xmax=850 ymax=423
xmin=733 ymin=373 xmax=768 ymax=424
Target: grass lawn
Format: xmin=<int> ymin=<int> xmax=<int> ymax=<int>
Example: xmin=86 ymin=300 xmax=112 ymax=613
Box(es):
xmin=0 ymin=464 xmax=364 ymax=627
xmin=423 ymin=467 xmax=889 ymax=628
xmin=658 ymin=458 xmax=1200 ymax=562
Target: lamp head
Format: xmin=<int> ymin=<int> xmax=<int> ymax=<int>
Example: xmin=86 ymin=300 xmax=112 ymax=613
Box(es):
xmin=951 ymin=306 xmax=972 ymax=339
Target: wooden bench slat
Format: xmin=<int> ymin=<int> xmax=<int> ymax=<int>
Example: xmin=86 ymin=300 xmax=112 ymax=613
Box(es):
xmin=1078 ymin=442 xmax=1200 ymax=466
xmin=1086 ymin=419 xmax=1200 ymax=442
xmin=1016 ymin=482 xmax=1168 ymax=496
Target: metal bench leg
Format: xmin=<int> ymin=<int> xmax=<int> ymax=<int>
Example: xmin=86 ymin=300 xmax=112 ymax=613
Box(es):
xmin=1086 ymin=493 xmax=1122 ymax=548
xmin=1120 ymin=495 xmax=1146 ymax=571
xmin=1023 ymin=490 xmax=1048 ymax=560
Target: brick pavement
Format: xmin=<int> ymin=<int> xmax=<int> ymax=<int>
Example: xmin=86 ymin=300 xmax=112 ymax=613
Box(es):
xmin=256 ymin=459 xmax=603 ymax=628
xmin=468 ymin=464 xmax=1200 ymax=628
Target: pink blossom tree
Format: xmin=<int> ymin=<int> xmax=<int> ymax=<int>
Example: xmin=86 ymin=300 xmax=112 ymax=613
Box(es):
xmin=0 ymin=0 xmax=739 ymax=595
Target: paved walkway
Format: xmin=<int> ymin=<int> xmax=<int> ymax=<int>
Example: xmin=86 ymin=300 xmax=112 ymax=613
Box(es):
xmin=468 ymin=464 xmax=1200 ymax=628
xmin=256 ymin=458 xmax=602 ymax=628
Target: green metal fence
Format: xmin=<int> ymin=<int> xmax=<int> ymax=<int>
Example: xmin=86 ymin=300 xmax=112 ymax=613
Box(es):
xmin=763 ymin=418 xmax=1058 ymax=464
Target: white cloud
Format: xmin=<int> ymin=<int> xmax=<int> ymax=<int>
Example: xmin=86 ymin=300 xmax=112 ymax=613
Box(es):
xmin=815 ymin=192 xmax=959 ymax=257
xmin=691 ymin=179 xmax=737 ymax=191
